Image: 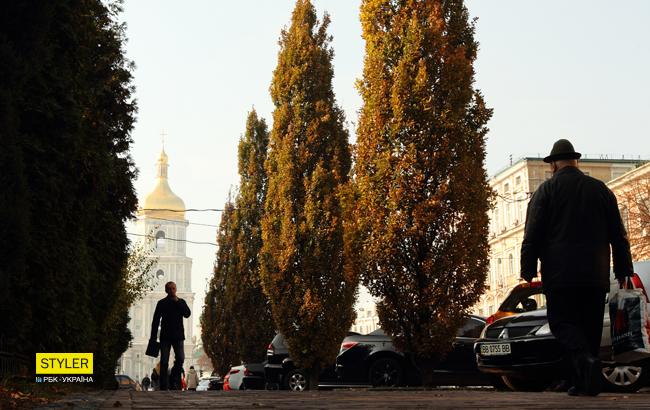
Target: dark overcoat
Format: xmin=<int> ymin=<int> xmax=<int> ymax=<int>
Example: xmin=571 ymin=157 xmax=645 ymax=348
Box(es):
xmin=150 ymin=295 xmax=191 ymax=342
xmin=520 ymin=166 xmax=633 ymax=291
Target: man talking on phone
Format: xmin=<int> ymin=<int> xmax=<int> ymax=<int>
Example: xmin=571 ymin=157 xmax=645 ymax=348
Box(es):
xmin=150 ymin=281 xmax=191 ymax=390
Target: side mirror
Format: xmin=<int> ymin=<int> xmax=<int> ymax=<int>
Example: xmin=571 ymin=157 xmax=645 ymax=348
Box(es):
xmin=522 ymin=298 xmax=538 ymax=312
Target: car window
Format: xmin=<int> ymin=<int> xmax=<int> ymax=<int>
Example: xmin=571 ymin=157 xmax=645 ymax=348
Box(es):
xmin=456 ymin=318 xmax=485 ymax=338
xmin=119 ymin=377 xmax=131 ymax=385
xmin=513 ymin=293 xmax=546 ymax=312
xmin=272 ymin=333 xmax=286 ymax=348
xmin=501 ymin=286 xmax=545 ymax=312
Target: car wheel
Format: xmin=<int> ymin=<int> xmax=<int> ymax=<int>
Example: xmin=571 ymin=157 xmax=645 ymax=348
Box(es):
xmin=501 ymin=375 xmax=551 ymax=392
xmin=369 ymin=358 xmax=402 ymax=387
xmin=601 ymin=363 xmax=647 ymax=393
xmin=286 ymin=369 xmax=308 ymax=391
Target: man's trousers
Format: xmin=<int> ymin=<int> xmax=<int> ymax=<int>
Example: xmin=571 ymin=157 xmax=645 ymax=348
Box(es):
xmin=545 ymin=287 xmax=606 ymax=385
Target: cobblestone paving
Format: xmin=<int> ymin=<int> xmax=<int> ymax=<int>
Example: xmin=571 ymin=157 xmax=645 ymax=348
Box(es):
xmin=35 ymin=388 xmax=650 ymax=409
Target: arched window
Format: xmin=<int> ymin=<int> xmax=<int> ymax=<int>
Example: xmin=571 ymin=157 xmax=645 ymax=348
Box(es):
xmin=508 ymin=254 xmax=514 ymax=277
xmin=155 ymin=231 xmax=166 ymax=249
xmin=497 ymin=259 xmax=503 ymax=287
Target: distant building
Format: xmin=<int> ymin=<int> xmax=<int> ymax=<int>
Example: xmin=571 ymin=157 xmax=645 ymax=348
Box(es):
xmin=608 ymin=161 xmax=650 ymax=261
xmin=118 ymin=148 xmax=195 ymax=380
xmin=474 ymin=157 xmax=644 ymax=317
xmin=351 ymin=302 xmax=380 ymax=335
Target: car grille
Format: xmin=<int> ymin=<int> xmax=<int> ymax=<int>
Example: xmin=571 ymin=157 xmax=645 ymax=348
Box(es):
xmin=485 ymin=326 xmax=536 ymax=339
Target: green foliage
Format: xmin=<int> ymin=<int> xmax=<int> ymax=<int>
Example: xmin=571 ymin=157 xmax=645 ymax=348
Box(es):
xmin=201 ymin=201 xmax=239 ymax=376
xmin=260 ymin=0 xmax=357 ymax=383
xmin=354 ymin=0 xmax=493 ymax=373
xmin=0 ymin=0 xmax=138 ymax=386
xmin=96 ymin=238 xmax=157 ymax=387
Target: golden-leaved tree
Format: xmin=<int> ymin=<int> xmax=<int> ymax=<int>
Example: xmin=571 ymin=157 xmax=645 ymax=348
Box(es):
xmin=354 ymin=0 xmax=493 ymax=385
xmin=261 ymin=0 xmax=357 ymax=389
xmin=230 ymin=110 xmax=275 ymax=363
xmin=618 ymin=174 xmax=650 ymax=260
xmin=201 ymin=200 xmax=238 ymax=376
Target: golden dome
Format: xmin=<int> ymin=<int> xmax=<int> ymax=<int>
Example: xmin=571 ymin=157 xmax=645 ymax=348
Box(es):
xmin=139 ymin=148 xmax=185 ymax=220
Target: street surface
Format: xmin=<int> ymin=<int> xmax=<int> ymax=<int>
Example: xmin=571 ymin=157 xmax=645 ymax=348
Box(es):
xmin=34 ymin=388 xmax=650 ymax=409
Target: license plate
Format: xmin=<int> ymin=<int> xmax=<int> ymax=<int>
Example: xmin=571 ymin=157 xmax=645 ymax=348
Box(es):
xmin=480 ymin=343 xmax=511 ymax=356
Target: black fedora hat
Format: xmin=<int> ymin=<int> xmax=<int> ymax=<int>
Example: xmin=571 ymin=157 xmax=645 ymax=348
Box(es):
xmin=543 ymin=139 xmax=582 ymax=163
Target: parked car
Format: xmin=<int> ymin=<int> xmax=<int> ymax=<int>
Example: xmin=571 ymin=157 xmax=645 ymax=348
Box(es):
xmin=223 ymin=363 xmax=265 ymax=391
xmin=486 ymin=280 xmax=545 ymax=325
xmin=196 ymin=378 xmax=211 ymax=392
xmin=265 ymin=333 xmax=358 ymax=391
xmin=336 ymin=316 xmax=496 ymax=387
xmin=475 ymin=266 xmax=650 ymax=393
xmin=115 ymin=374 xmax=142 ymax=391
xmin=196 ymin=376 xmax=222 ymax=391
xmin=208 ymin=377 xmax=224 ymax=391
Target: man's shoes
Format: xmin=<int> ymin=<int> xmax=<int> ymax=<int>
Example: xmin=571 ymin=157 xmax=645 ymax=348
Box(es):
xmin=550 ymin=379 xmax=571 ymax=392
xmin=567 ymin=386 xmax=581 ymax=396
xmin=582 ymin=355 xmax=602 ymax=396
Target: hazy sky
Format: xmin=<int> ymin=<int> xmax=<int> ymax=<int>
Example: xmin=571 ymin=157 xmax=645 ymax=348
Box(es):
xmin=120 ymin=0 xmax=650 ymax=332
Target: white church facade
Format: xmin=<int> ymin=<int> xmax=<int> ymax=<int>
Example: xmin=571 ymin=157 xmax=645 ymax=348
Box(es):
xmin=118 ymin=148 xmax=195 ymax=382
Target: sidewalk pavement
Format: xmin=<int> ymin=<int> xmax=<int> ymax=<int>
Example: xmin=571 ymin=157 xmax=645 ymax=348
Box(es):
xmin=35 ymin=388 xmax=650 ymax=409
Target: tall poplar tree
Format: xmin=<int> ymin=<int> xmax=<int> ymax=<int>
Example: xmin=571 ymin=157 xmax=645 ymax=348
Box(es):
xmin=201 ymin=200 xmax=239 ymax=376
xmin=229 ymin=110 xmax=274 ymax=363
xmin=0 ymin=0 xmax=138 ymax=385
xmin=354 ymin=0 xmax=493 ymax=384
xmin=261 ymin=0 xmax=357 ymax=388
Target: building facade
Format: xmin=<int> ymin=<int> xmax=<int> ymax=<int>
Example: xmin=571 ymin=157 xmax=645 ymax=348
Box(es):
xmin=118 ymin=149 xmax=195 ymax=382
xmin=474 ymin=157 xmax=643 ymax=317
xmin=350 ymin=302 xmax=380 ymax=335
xmin=608 ymin=161 xmax=650 ymax=262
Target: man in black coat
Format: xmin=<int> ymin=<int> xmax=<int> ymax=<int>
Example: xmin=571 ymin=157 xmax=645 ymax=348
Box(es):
xmin=521 ymin=139 xmax=633 ymax=396
xmin=150 ymin=281 xmax=191 ymax=390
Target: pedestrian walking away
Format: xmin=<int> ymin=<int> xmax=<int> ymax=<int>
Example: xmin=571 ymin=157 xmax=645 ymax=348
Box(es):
xmin=151 ymin=367 xmax=159 ymax=391
xmin=186 ymin=366 xmax=200 ymax=391
xmin=520 ymin=139 xmax=633 ymax=397
xmin=149 ymin=281 xmax=192 ymax=391
xmin=141 ymin=375 xmax=151 ymax=391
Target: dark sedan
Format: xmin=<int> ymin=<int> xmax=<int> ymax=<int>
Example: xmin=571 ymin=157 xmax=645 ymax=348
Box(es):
xmin=265 ymin=333 xmax=353 ymax=391
xmin=475 ymin=272 xmax=650 ymax=392
xmin=336 ymin=316 xmax=497 ymax=387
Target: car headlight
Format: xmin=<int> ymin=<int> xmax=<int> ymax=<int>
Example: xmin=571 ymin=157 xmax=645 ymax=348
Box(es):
xmin=535 ymin=323 xmax=551 ymax=336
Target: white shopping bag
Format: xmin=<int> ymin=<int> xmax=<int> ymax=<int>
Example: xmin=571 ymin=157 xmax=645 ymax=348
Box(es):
xmin=609 ymin=278 xmax=650 ymax=363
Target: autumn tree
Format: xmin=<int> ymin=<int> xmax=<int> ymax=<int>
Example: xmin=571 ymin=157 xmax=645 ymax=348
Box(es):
xmin=201 ymin=200 xmax=239 ymax=376
xmin=353 ymin=0 xmax=493 ymax=385
xmin=229 ymin=110 xmax=275 ymax=363
xmin=260 ymin=0 xmax=357 ymax=388
xmin=615 ymin=171 xmax=650 ymax=260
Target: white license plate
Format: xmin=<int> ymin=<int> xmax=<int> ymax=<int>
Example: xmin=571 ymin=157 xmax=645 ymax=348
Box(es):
xmin=480 ymin=343 xmax=511 ymax=356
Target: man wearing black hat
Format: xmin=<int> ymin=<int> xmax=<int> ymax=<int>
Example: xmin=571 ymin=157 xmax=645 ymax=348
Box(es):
xmin=520 ymin=139 xmax=633 ymax=396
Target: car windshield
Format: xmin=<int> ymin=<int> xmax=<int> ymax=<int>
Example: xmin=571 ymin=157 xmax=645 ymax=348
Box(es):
xmin=500 ymin=286 xmax=546 ymax=313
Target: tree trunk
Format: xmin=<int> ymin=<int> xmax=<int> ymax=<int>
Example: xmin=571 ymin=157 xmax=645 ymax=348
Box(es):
xmin=411 ymin=355 xmax=436 ymax=387
xmin=308 ymin=365 xmax=320 ymax=391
